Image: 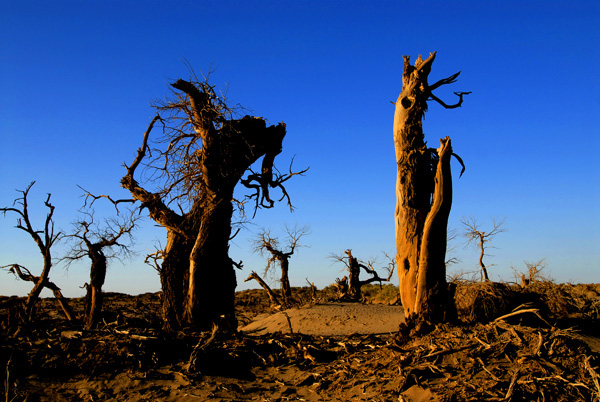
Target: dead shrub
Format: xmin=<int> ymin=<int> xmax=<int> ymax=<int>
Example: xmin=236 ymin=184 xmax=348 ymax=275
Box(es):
xmin=454 ymin=281 xmax=515 ymax=323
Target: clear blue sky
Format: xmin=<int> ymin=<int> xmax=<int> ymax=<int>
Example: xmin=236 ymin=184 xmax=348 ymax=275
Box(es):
xmin=1 ymin=1 xmax=599 ymax=297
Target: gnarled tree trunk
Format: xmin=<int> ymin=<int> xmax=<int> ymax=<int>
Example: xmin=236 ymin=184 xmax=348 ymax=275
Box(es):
xmin=122 ymin=84 xmax=293 ymax=331
xmin=394 ymin=52 xmax=468 ymax=323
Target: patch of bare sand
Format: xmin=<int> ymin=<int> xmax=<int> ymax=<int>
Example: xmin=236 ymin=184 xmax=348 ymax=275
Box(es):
xmin=241 ymin=302 xmax=405 ymax=336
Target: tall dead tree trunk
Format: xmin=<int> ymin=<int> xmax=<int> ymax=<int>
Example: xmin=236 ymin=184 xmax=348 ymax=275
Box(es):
xmin=394 ymin=52 xmax=468 ymax=323
xmin=346 ymin=250 xmax=363 ymax=301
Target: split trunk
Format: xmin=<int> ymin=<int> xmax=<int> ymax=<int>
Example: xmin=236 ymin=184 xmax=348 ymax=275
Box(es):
xmin=394 ymin=52 xmax=462 ymax=322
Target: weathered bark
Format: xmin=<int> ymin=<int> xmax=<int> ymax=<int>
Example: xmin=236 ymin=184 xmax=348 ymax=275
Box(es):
xmin=159 ymin=230 xmax=192 ymax=332
xmin=394 ymin=52 xmax=467 ymax=322
xmin=185 ymin=195 xmax=237 ymax=329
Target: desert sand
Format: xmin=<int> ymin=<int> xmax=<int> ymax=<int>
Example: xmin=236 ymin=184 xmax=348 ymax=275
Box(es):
xmin=2 ymin=283 xmax=600 ymax=401
xmin=241 ymin=302 xmax=405 ymax=336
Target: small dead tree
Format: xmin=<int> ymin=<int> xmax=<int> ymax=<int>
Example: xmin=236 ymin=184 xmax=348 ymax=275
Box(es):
xmin=512 ymin=259 xmax=549 ymax=286
xmin=462 ymin=217 xmax=506 ymax=282
xmin=330 ymin=250 xmax=393 ymax=301
xmin=64 ymin=205 xmax=137 ymax=330
xmin=252 ymin=225 xmax=309 ymax=307
xmin=394 ymin=52 xmax=469 ymax=322
xmin=0 ymin=182 xmax=73 ymax=323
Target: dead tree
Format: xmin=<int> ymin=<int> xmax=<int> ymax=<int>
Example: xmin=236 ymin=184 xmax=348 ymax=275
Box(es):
xmin=394 ymin=52 xmax=469 ymax=322
xmin=330 ymin=250 xmax=393 ymax=301
xmin=0 ymin=182 xmax=73 ymax=323
xmin=252 ymin=225 xmax=309 ymax=307
xmin=462 ymin=217 xmax=506 ymax=282
xmin=120 ymin=71 xmax=306 ymax=331
xmin=64 ymin=206 xmax=137 ymax=330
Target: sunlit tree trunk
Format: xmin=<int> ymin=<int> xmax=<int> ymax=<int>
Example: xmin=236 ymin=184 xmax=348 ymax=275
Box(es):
xmin=394 ymin=52 xmax=468 ymax=323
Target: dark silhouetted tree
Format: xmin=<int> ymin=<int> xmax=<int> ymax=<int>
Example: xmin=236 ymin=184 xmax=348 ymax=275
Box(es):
xmin=252 ymin=225 xmax=309 ymax=307
xmin=64 ymin=202 xmax=138 ymax=330
xmin=0 ymin=182 xmax=73 ymax=323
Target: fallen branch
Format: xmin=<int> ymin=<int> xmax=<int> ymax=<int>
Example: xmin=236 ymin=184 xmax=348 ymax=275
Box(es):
xmin=244 ymin=271 xmax=280 ymax=306
xmin=6 ymin=264 xmax=74 ymax=321
xmin=584 ymin=356 xmax=600 ymax=398
xmin=493 ymin=304 xmax=549 ymax=326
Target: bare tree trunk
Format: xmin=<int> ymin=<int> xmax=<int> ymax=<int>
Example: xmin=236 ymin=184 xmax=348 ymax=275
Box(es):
xmin=48 ymin=287 xmax=75 ymax=321
xmin=159 ymin=230 xmax=191 ymax=332
xmin=185 ymin=196 xmax=237 ymax=330
xmin=347 ymin=253 xmax=362 ymax=301
xmin=478 ymin=237 xmax=490 ymax=282
xmin=279 ymin=259 xmax=292 ymax=307
xmin=122 ymin=78 xmax=301 ymax=332
xmin=394 ymin=52 xmax=466 ymax=323
xmin=23 ymin=253 xmax=52 ymax=322
xmin=84 ymin=252 xmax=107 ymax=330
xmin=10 ymin=264 xmax=74 ymax=322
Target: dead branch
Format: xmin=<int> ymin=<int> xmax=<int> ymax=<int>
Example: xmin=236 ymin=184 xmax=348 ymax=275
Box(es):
xmin=584 ymin=356 xmax=600 ymax=398
xmin=4 ymin=264 xmax=74 ymax=321
xmin=77 ymin=188 xmax=136 ymax=215
xmin=245 ymin=271 xmax=280 ymax=306
xmin=241 ymin=157 xmax=309 ymax=217
xmin=429 ymin=91 xmax=471 ymax=109
xmin=144 ymin=249 xmax=164 ymax=272
xmin=493 ymin=304 xmax=550 ymax=327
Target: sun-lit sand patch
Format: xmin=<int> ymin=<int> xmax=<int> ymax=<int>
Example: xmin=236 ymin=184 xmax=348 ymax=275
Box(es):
xmin=241 ymin=302 xmax=405 ymax=335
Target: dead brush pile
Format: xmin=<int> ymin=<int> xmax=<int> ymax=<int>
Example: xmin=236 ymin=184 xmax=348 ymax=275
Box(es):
xmin=385 ymin=318 xmax=600 ymax=401
xmin=454 ymin=281 xmax=515 ymax=323
xmin=521 ymin=282 xmax=600 ymax=321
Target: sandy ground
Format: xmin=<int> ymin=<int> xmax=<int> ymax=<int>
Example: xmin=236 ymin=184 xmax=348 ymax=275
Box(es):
xmin=241 ymin=302 xmax=405 ymax=336
xmin=4 ymin=285 xmax=600 ymax=401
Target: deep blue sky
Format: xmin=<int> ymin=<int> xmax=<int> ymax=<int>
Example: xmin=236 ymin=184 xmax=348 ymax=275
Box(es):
xmin=1 ymin=1 xmax=599 ymax=297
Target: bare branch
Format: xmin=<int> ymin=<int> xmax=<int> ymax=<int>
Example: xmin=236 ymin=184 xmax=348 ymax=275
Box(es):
xmin=429 ymin=91 xmax=471 ymax=109
xmin=126 ymin=114 xmax=163 ymax=177
xmin=145 ymin=249 xmax=164 ymax=273
xmin=429 ymin=71 xmax=461 ymax=91
xmin=77 ymin=185 xmax=136 ymax=213
xmin=241 ymin=156 xmax=309 ymax=217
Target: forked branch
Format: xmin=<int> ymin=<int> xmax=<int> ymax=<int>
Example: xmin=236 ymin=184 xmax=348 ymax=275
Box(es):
xmin=429 ymin=91 xmax=472 ymax=109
